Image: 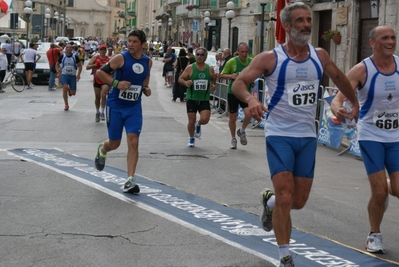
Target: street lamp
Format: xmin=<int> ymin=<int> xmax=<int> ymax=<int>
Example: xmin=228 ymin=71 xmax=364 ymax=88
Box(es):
xmin=60 ymin=13 xmax=64 ymax=36
xmin=54 ymin=11 xmax=59 ymax=37
xmin=24 ymin=0 xmax=33 ymax=48
xmin=168 ymin=17 xmax=172 ymax=42
xmin=204 ymin=11 xmax=210 ymax=49
xmin=158 ymin=19 xmax=162 ymax=41
xmin=151 ymin=21 xmax=155 ymax=41
xmin=66 ymin=17 xmax=71 ymax=37
xmin=225 ymin=1 xmax=235 ymax=51
xmin=258 ymin=0 xmax=268 ymax=54
xmin=45 ymin=8 xmax=51 ymax=40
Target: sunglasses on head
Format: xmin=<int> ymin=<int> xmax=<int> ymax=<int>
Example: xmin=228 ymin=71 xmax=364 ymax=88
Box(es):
xmin=196 ymin=53 xmax=205 ymax=56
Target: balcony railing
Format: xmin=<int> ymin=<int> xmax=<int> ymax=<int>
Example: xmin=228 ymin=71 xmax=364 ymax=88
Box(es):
xmin=127 ymin=8 xmax=136 ymax=17
xmin=167 ymin=0 xmax=181 ymax=6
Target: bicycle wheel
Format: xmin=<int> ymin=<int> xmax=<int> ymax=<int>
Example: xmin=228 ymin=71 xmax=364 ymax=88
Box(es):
xmin=11 ymin=74 xmax=25 ymax=92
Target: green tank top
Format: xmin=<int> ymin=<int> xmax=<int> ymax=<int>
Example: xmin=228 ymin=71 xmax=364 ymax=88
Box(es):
xmin=186 ymin=63 xmax=211 ymax=101
xmin=227 ymin=57 xmax=252 ymax=94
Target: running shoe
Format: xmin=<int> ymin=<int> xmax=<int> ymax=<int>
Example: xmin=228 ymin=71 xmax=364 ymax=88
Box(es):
xmin=280 ymin=255 xmax=295 ymax=267
xmin=30 ymin=83 xmax=35 ymax=87
xmin=230 ymin=138 xmax=237 ymax=149
xmin=95 ymin=112 xmax=100 ymax=122
xmin=100 ymin=113 xmax=105 ymax=121
xmin=123 ymin=176 xmax=140 ymax=193
xmin=260 ymin=188 xmax=274 ymax=232
xmin=187 ymin=137 xmax=195 ymax=147
xmin=364 ymin=233 xmax=385 ymax=253
xmin=94 ymin=142 xmax=106 ymax=171
xmin=48 ymin=88 xmax=56 ymax=91
xmin=195 ymin=121 xmax=201 ymax=138
xmin=237 ymin=129 xmax=248 ymax=145
xmin=26 ymin=86 xmax=33 ymax=90
xmin=64 ymin=104 xmax=69 ymax=111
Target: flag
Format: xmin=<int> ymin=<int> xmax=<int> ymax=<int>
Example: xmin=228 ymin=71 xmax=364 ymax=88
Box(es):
xmin=0 ymin=0 xmax=12 ymax=14
xmin=275 ymin=0 xmax=290 ymax=44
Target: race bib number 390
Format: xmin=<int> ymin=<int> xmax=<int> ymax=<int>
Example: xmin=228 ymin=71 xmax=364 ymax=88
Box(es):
xmin=286 ymin=80 xmax=318 ymax=107
xmin=119 ymin=85 xmax=142 ymax=101
xmin=373 ymin=109 xmax=399 ymax=130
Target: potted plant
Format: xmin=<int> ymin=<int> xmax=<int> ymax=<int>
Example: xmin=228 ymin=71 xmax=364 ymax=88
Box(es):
xmin=321 ymin=29 xmax=341 ymax=45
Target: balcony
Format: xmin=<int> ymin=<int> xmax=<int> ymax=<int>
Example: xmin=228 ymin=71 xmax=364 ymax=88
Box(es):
xmin=118 ymin=0 xmax=126 ymax=2
xmin=118 ymin=26 xmax=126 ymax=34
xmin=118 ymin=12 xmax=125 ymax=18
xmin=127 ymin=8 xmax=136 ymax=17
xmin=176 ymin=5 xmax=188 ymax=16
xmin=188 ymin=8 xmax=200 ymax=19
xmin=167 ymin=0 xmax=180 ymax=6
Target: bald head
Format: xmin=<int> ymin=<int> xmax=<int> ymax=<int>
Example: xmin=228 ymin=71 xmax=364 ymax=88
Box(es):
xmin=369 ymin=25 xmax=395 ymax=41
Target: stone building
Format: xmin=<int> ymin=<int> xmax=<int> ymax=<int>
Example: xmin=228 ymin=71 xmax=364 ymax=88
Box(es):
xmin=151 ymin=0 xmax=398 ymax=87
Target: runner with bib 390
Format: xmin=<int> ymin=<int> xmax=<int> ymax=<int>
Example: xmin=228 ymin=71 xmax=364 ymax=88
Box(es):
xmin=94 ymin=29 xmax=152 ymax=194
xmin=56 ymin=43 xmax=82 ymax=111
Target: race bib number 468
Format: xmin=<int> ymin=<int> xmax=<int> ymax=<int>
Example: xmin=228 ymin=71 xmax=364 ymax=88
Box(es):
xmin=286 ymin=80 xmax=318 ymax=107
xmin=119 ymin=85 xmax=142 ymax=101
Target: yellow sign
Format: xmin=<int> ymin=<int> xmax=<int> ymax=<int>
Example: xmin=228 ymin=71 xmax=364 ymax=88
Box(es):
xmin=336 ymin=7 xmax=348 ymax=26
xmin=172 ymin=28 xmax=177 ymax=33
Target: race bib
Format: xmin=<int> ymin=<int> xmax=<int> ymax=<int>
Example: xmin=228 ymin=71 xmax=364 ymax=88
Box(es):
xmin=118 ymin=85 xmax=142 ymax=101
xmin=373 ymin=109 xmax=399 ymax=131
xmin=65 ymin=66 xmax=74 ymax=74
xmin=286 ymin=80 xmax=318 ymax=107
xmin=193 ymin=79 xmax=208 ymax=90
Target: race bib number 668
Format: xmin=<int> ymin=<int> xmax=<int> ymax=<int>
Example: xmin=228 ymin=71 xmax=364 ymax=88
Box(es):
xmin=286 ymin=80 xmax=318 ymax=107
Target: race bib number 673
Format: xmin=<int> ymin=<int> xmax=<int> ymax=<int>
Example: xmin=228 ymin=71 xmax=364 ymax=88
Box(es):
xmin=286 ymin=80 xmax=318 ymax=107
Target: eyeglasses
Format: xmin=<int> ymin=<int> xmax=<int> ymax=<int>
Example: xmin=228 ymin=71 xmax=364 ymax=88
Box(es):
xmin=196 ymin=53 xmax=205 ymax=56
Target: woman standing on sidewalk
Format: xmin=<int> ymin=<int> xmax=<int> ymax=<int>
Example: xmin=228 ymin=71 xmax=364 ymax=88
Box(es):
xmin=172 ymin=49 xmax=189 ymax=102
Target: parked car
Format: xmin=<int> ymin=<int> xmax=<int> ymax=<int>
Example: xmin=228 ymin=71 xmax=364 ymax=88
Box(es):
xmin=55 ymin=36 xmax=69 ymax=44
xmin=15 ymin=52 xmax=50 ymax=85
xmin=205 ymin=52 xmax=217 ymax=68
xmin=37 ymin=42 xmax=53 ymax=52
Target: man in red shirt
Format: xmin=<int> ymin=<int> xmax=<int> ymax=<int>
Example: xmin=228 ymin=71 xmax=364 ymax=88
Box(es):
xmin=86 ymin=44 xmax=111 ymax=122
xmin=46 ymin=43 xmax=62 ymax=91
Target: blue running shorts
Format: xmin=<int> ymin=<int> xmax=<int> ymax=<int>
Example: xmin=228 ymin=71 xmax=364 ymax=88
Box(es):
xmin=61 ymin=74 xmax=77 ymax=90
xmin=359 ymin=140 xmax=399 ymax=175
xmin=266 ymin=136 xmax=317 ymax=178
xmin=106 ymin=105 xmax=143 ymax=140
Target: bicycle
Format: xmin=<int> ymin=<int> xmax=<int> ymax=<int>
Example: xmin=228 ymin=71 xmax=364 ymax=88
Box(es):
xmin=1 ymin=62 xmax=26 ymax=92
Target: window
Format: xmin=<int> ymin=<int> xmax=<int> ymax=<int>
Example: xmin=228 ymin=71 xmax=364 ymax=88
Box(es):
xmin=67 ymin=0 xmax=74 ymax=7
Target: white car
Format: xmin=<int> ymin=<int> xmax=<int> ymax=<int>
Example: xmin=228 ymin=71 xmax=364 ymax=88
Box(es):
xmin=16 ymin=52 xmax=50 ymax=84
xmin=205 ymin=52 xmax=217 ymax=67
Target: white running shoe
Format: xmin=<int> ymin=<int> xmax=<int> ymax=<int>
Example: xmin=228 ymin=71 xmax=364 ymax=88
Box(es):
xmin=230 ymin=138 xmax=237 ymax=149
xmin=364 ymin=233 xmax=385 ymax=253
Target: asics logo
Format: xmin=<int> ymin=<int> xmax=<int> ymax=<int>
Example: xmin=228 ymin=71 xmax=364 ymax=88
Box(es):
xmin=378 ymin=112 xmax=398 ymax=118
xmin=293 ymin=84 xmax=315 ymax=92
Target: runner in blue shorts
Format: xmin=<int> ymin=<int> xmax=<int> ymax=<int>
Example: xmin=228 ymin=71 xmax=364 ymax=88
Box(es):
xmin=94 ymin=29 xmax=152 ymax=194
xmin=56 ymin=42 xmax=82 ymax=111
xmin=332 ymin=25 xmax=399 ymax=254
xmin=231 ymin=3 xmax=359 ymax=265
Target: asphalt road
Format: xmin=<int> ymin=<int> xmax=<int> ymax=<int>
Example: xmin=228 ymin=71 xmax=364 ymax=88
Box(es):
xmin=0 ymin=57 xmax=398 ymax=267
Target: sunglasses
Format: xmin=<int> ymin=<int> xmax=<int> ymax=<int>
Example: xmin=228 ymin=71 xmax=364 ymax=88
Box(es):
xmin=196 ymin=53 xmax=205 ymax=56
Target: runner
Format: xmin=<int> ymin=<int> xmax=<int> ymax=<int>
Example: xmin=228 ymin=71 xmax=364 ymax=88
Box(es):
xmin=55 ymin=43 xmax=83 ymax=111
xmin=86 ymin=44 xmax=110 ymax=122
xmin=178 ymin=47 xmax=216 ymax=147
xmin=94 ymin=29 xmax=152 ymax=194
xmin=231 ymin=3 xmax=359 ymax=266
